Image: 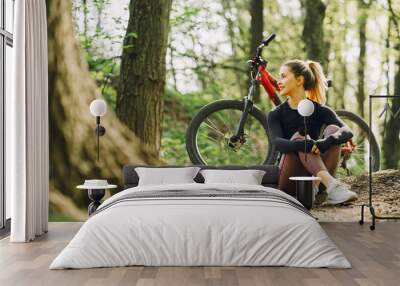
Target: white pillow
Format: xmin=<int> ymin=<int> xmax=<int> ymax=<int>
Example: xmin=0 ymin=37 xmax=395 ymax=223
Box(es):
xmin=200 ymin=169 xmax=266 ymax=185
xmin=135 ymin=167 xmax=201 ymax=186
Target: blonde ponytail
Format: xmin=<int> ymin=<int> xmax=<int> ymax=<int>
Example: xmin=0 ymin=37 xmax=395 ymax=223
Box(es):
xmin=284 ymin=59 xmax=328 ymax=105
xmin=305 ymin=60 xmax=328 ymax=105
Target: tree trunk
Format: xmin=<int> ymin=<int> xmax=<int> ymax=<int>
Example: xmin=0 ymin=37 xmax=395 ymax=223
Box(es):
xmin=325 ymin=1 xmax=345 ymax=109
xmin=116 ymin=0 xmax=172 ymax=157
xmin=331 ymin=49 xmax=347 ymax=110
xmin=338 ymin=58 xmax=347 ymax=110
xmin=337 ymin=3 xmax=347 ymax=110
xmin=301 ymin=0 xmax=327 ymax=67
xmin=220 ymin=0 xmax=249 ymax=99
xmin=382 ymin=18 xmax=392 ymax=142
xmin=47 ymin=0 xmax=160 ymax=210
xmin=249 ymin=0 xmax=263 ymax=103
xmin=382 ymin=0 xmax=400 ymax=169
xmin=356 ymin=0 xmax=369 ymax=119
xmin=382 ymin=45 xmax=400 ymax=169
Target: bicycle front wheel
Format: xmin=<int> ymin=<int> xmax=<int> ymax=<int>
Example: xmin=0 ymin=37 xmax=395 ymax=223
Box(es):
xmin=186 ymin=100 xmax=275 ymax=165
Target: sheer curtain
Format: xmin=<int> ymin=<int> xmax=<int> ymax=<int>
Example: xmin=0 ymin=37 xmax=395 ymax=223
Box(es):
xmin=7 ymin=0 xmax=49 ymax=242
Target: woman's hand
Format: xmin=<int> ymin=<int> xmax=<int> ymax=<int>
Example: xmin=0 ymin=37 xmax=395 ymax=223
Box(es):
xmin=311 ymin=144 xmax=321 ymax=155
xmin=304 ymin=135 xmax=320 ymax=155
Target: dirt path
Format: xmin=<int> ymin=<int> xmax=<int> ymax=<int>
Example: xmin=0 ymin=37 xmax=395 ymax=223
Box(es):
xmin=310 ymin=169 xmax=400 ymax=222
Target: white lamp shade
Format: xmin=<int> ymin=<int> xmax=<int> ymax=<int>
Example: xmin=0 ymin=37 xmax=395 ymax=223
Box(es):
xmin=90 ymin=99 xmax=107 ymax=117
xmin=298 ymin=99 xmax=314 ymax=117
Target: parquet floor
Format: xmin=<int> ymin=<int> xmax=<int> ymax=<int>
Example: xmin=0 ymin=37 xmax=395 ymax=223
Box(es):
xmin=0 ymin=222 xmax=399 ymax=286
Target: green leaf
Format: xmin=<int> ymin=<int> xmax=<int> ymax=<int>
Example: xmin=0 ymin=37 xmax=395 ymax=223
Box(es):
xmin=123 ymin=44 xmax=134 ymax=49
xmin=126 ymin=32 xmax=138 ymax=39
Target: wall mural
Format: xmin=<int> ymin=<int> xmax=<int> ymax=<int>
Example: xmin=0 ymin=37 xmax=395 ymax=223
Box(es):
xmin=47 ymin=0 xmax=400 ymax=222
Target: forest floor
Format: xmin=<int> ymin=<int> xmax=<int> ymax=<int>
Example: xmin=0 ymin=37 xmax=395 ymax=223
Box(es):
xmin=311 ymin=169 xmax=400 ymax=222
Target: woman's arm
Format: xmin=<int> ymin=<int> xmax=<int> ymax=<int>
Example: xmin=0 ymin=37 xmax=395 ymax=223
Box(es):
xmin=267 ymin=110 xmax=315 ymax=153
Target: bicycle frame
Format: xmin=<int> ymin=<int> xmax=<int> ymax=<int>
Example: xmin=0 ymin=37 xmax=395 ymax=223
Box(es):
xmin=257 ymin=65 xmax=282 ymax=107
xmin=232 ymin=62 xmax=280 ymax=141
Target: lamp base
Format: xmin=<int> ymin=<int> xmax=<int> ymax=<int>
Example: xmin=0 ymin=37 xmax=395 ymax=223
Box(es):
xmin=88 ymin=189 xmax=105 ymax=215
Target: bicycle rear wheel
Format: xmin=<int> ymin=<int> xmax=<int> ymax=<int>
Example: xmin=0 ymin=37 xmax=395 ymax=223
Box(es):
xmin=335 ymin=110 xmax=380 ymax=177
xmin=186 ymin=100 xmax=275 ymax=165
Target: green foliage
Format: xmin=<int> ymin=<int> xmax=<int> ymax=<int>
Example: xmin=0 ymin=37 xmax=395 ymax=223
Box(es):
xmin=126 ymin=32 xmax=138 ymax=39
xmin=85 ymin=53 xmax=119 ymax=109
xmin=170 ymin=6 xmax=201 ymax=27
xmin=93 ymin=0 xmax=107 ymax=12
xmin=122 ymin=44 xmax=134 ymax=50
xmin=72 ymin=0 xmax=123 ymax=109
xmin=161 ymin=88 xmax=220 ymax=165
xmin=49 ymin=210 xmax=80 ymax=222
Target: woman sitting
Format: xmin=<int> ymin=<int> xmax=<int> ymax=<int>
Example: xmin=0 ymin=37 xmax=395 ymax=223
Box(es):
xmin=267 ymin=59 xmax=357 ymax=205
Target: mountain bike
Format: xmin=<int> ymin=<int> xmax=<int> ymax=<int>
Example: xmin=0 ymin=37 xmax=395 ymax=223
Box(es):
xmin=185 ymin=34 xmax=380 ymax=178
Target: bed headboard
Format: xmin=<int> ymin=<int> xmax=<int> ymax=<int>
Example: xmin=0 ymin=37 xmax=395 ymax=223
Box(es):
xmin=122 ymin=165 xmax=280 ymax=189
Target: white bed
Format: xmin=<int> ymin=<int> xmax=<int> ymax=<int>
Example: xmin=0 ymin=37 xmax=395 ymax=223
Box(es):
xmin=50 ymin=183 xmax=351 ymax=269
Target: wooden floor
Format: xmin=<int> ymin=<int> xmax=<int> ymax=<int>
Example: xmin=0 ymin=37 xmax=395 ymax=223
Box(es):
xmin=0 ymin=222 xmax=399 ymax=286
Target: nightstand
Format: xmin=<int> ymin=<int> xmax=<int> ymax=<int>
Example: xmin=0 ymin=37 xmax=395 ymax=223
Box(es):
xmin=77 ymin=180 xmax=117 ymax=215
xmin=289 ymin=176 xmax=321 ymax=210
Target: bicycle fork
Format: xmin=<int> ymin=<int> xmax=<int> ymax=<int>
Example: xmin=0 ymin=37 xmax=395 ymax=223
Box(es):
xmin=228 ymin=82 xmax=256 ymax=149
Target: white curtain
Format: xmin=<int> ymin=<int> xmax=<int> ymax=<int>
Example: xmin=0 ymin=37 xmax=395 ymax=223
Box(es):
xmin=7 ymin=0 xmax=49 ymax=242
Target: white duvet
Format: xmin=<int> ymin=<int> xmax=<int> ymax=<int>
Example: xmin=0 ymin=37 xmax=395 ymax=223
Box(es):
xmin=50 ymin=183 xmax=351 ymax=269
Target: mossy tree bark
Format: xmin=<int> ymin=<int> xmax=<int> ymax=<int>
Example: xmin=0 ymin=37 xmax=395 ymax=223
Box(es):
xmin=356 ymin=0 xmax=371 ymax=119
xmin=382 ymin=54 xmax=400 ymax=169
xmin=382 ymin=45 xmax=400 ymax=169
xmin=249 ymin=0 xmax=263 ymax=103
xmin=301 ymin=0 xmax=327 ymax=68
xmin=116 ymin=0 xmax=172 ymax=158
xmin=47 ymin=0 xmax=160 ymax=209
xmin=382 ymin=0 xmax=400 ymax=169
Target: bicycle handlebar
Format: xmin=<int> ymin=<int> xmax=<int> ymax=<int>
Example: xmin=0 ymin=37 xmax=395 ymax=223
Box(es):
xmin=255 ymin=33 xmax=275 ymax=59
xmin=262 ymin=33 xmax=276 ymax=46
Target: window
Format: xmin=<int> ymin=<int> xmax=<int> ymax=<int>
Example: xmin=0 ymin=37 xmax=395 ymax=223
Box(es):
xmin=1 ymin=0 xmax=14 ymax=232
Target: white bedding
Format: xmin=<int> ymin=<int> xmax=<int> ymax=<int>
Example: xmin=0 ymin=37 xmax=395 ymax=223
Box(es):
xmin=50 ymin=183 xmax=351 ymax=269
